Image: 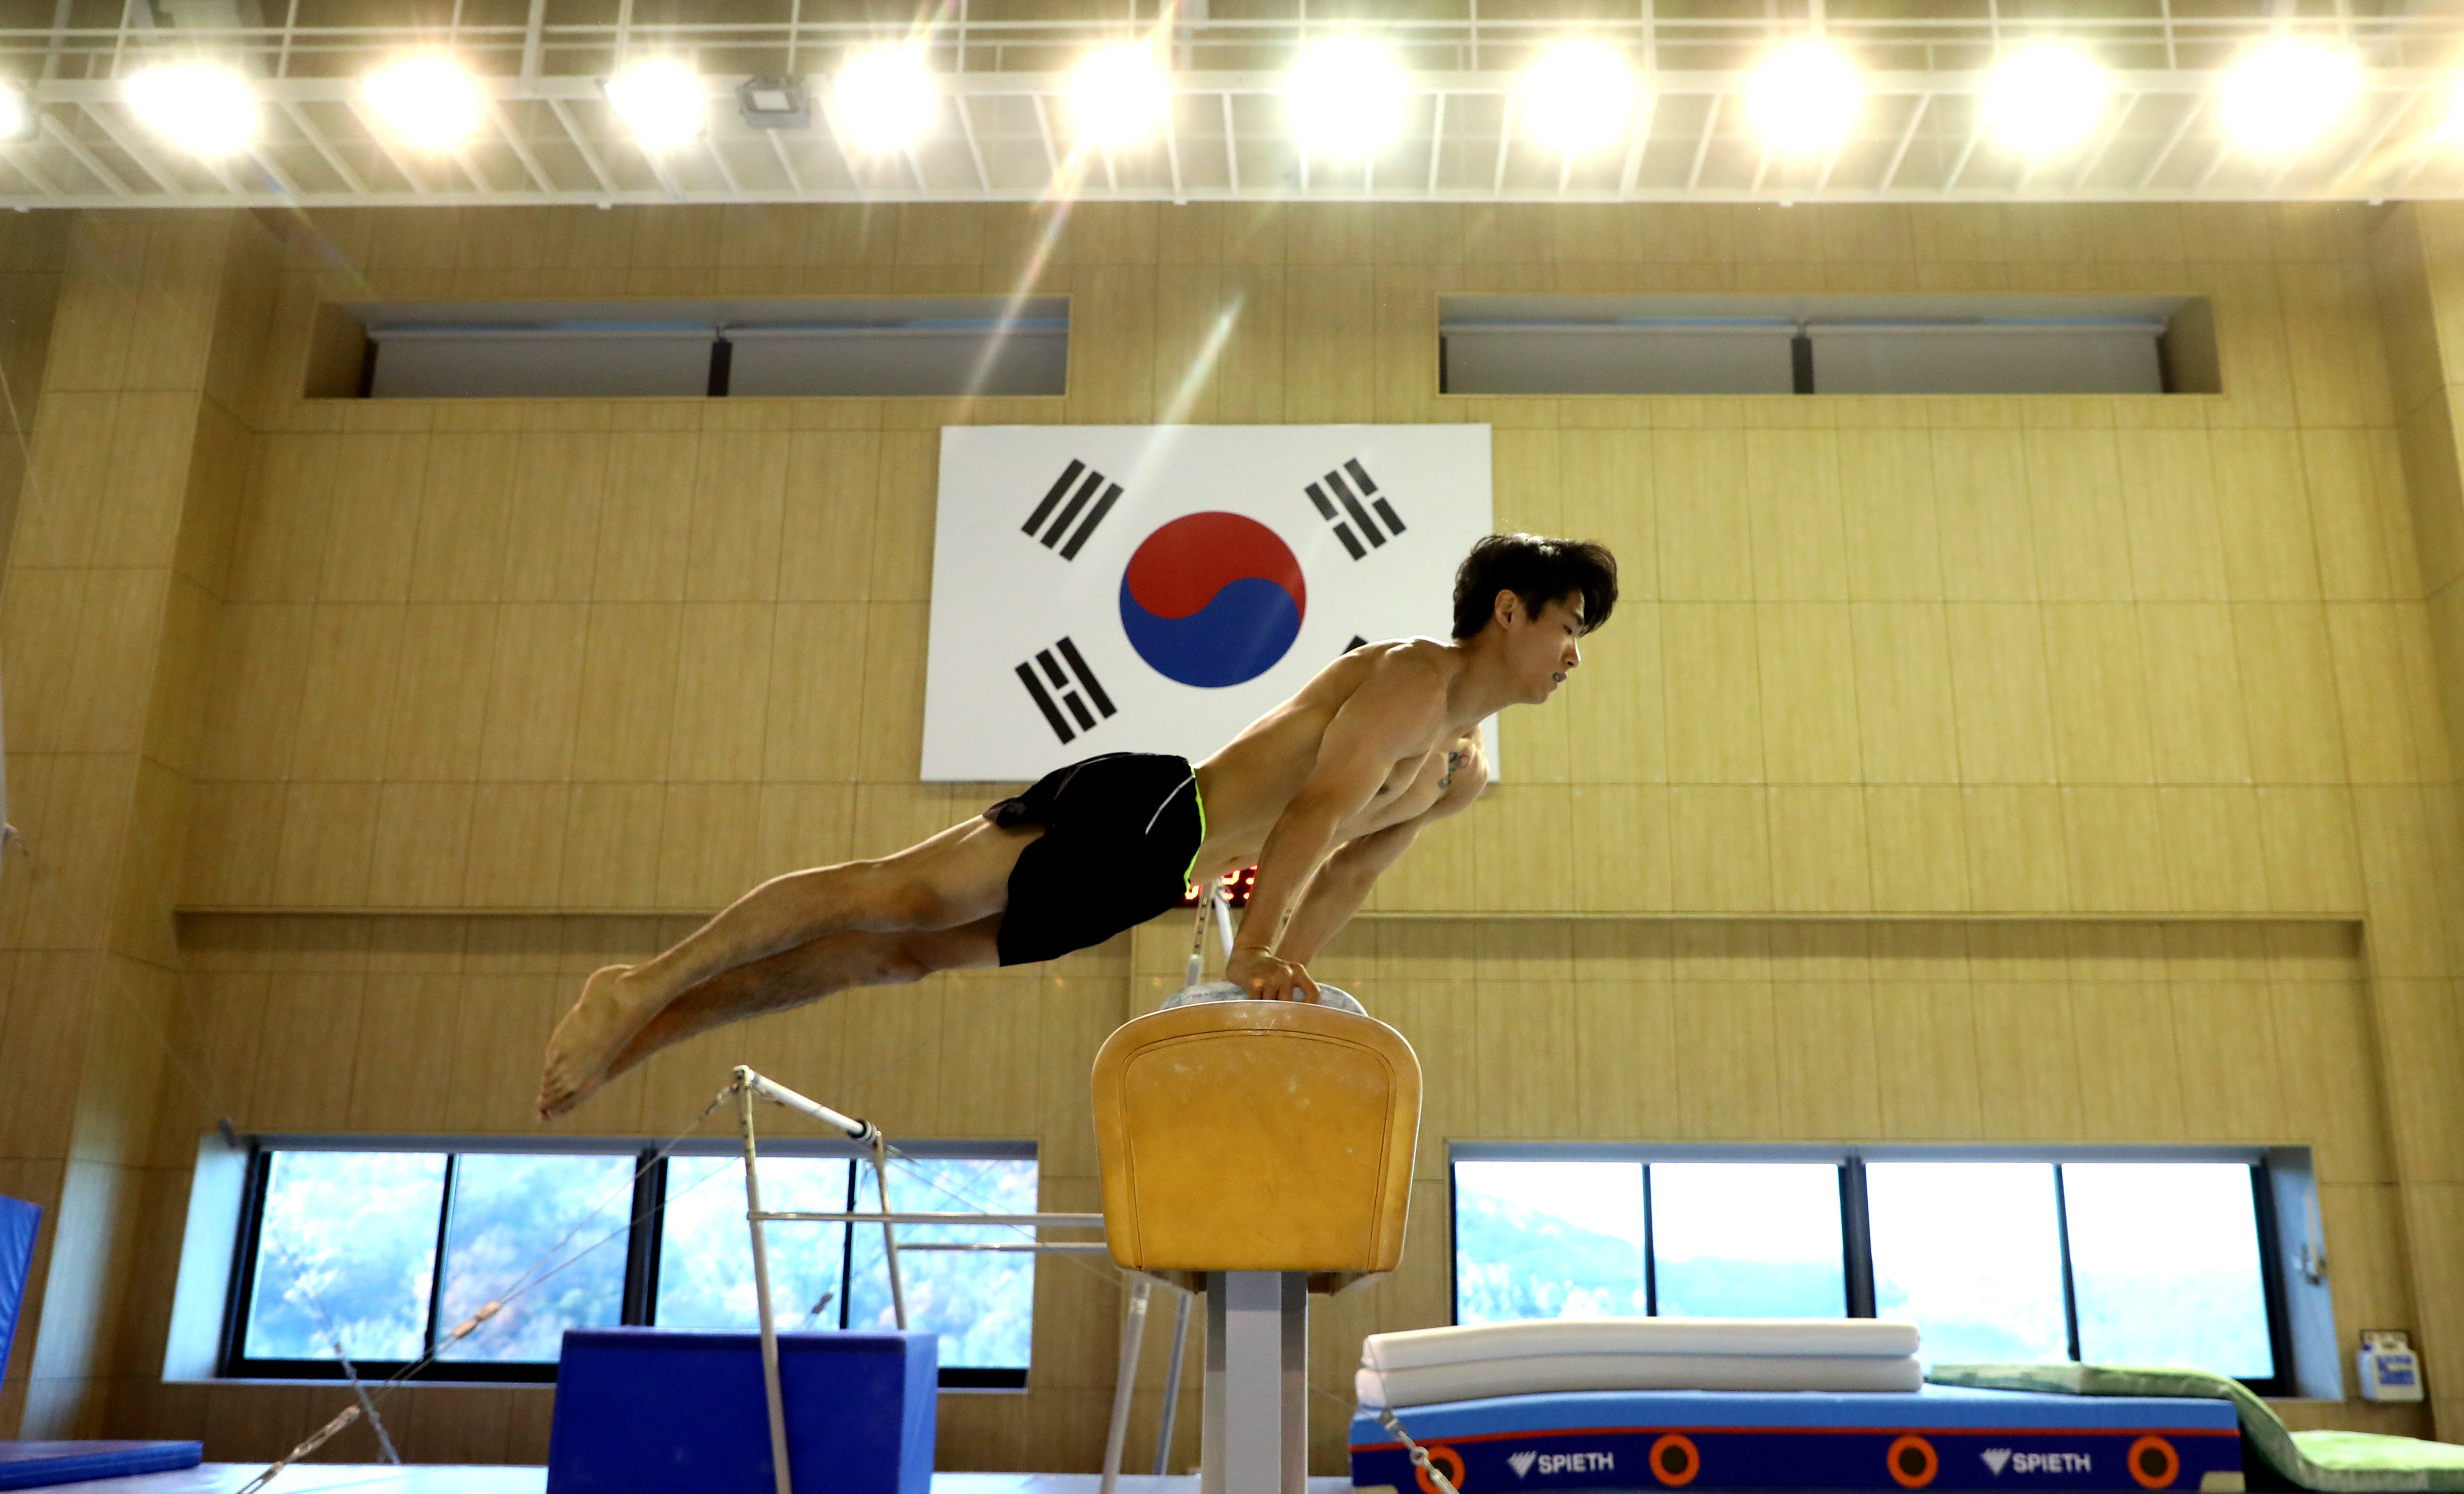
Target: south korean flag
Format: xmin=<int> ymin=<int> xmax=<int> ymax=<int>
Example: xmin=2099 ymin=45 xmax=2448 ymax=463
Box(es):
xmin=922 ymin=425 xmax=1495 ymax=782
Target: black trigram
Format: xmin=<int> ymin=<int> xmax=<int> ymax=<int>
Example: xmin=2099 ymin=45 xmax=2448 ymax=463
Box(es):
xmin=1305 ymin=458 xmax=1406 ymax=560
xmin=1015 ymin=637 xmax=1116 ymax=744
xmin=1021 ymin=459 xmax=1123 ymax=560
xmin=1344 ymin=635 xmax=1368 ymax=653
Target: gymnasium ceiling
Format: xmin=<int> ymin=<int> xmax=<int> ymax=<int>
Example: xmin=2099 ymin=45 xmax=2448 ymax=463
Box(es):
xmin=2 ymin=0 xmax=2462 ymax=209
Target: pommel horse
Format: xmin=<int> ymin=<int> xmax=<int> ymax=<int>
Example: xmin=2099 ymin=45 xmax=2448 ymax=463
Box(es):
xmin=1092 ymin=998 xmax=1423 ymax=1494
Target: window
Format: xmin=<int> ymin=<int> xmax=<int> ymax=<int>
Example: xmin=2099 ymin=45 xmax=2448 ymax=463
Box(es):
xmin=1650 ymin=1162 xmax=1845 ymax=1318
xmin=1450 ymin=1147 xmax=2294 ymax=1394
xmin=2063 ymin=1163 xmax=2275 ymax=1378
xmin=314 ymin=298 xmax=1069 ymax=399
xmin=226 ymin=1139 xmax=1035 ymax=1387
xmin=1438 ymin=295 xmax=2217 ymax=397
xmin=1866 ymin=1162 xmax=2068 ymax=1367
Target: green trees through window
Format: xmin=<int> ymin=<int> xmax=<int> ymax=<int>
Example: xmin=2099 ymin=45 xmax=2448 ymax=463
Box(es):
xmin=1452 ymin=1152 xmax=2283 ymax=1389
xmin=231 ymin=1143 xmax=1036 ymax=1385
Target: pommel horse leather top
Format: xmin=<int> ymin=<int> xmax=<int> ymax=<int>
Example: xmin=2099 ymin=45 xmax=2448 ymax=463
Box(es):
xmin=1091 ymin=999 xmax=1421 ymax=1293
xmin=1091 ymin=998 xmax=1424 ymax=1494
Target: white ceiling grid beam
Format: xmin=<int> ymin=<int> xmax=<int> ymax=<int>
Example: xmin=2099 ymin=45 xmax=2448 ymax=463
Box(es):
xmin=3 ymin=145 xmax=61 ymax=196
xmin=1164 ymin=91 xmax=1183 ymax=203
xmin=76 ymin=103 xmax=189 ymax=197
xmin=484 ymin=98 xmax=557 ymax=196
xmin=0 ymin=13 xmax=2460 ymax=207
xmin=767 ymin=128 xmax=810 ymax=197
xmin=38 ymin=112 xmax=130 ymax=197
xmin=280 ymin=99 xmax=368 ymax=194
xmin=1876 ymin=92 xmax=1928 ymax=195
xmin=1490 ymin=94 xmax=1512 ymax=195
xmin=1616 ymin=86 xmax=1654 ymax=199
xmin=2134 ymin=93 xmax=2209 ymax=193
xmin=343 ymin=97 xmax=437 ymax=196
xmin=2067 ymin=90 xmax=2142 ymax=196
xmin=545 ymin=97 xmax=619 ymax=197
xmin=952 ymin=95 xmax=989 ymax=193
xmin=1685 ymin=92 xmax=1723 ymax=193
xmin=1222 ymin=92 xmax=1239 ymax=195
xmin=2324 ymin=94 xmax=2417 ymax=197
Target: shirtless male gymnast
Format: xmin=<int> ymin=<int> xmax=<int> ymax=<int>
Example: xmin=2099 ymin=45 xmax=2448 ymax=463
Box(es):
xmin=536 ymin=532 xmax=1619 ymax=1120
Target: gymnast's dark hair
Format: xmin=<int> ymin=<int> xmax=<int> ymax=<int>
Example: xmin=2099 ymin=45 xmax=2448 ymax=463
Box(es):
xmin=1451 ymin=534 xmax=1618 ymax=640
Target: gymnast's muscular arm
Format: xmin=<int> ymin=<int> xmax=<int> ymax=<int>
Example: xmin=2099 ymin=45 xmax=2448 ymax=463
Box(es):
xmin=1226 ymin=653 xmax=1451 ymax=1002
xmin=1275 ymin=741 xmax=1489 ymax=970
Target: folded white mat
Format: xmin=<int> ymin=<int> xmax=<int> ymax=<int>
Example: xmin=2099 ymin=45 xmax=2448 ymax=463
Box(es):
xmin=1354 ymin=1320 xmax=1924 ymax=1409
xmin=1356 ymin=1350 xmax=1925 ymax=1408
xmin=1364 ymin=1318 xmax=1921 ymax=1372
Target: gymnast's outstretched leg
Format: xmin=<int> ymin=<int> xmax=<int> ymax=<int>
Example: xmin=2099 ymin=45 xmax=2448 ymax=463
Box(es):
xmin=537 ymin=819 xmax=1036 ymax=1119
xmin=585 ymin=918 xmax=1004 ymax=1093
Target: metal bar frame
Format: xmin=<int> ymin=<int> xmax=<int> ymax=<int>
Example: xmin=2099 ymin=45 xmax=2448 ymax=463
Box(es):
xmin=730 ymin=1066 xmax=1105 ymax=1494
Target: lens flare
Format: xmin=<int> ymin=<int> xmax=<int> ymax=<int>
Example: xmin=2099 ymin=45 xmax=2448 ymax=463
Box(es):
xmin=1519 ymin=40 xmax=1639 ymax=155
xmin=833 ymin=47 xmax=936 ymax=154
xmin=1287 ymin=36 xmax=1408 ymax=156
xmin=1983 ymin=46 xmax=2109 ymax=158
xmin=126 ymin=62 xmax=258 ymax=155
xmin=604 ymin=58 xmax=704 ymax=149
xmin=1749 ymin=41 xmax=1860 ymax=154
xmin=2220 ymin=38 xmax=2358 ymax=154
xmin=364 ymin=54 xmax=484 ymax=151
xmin=1068 ymin=46 xmax=1168 ymax=149
xmin=0 ymin=79 xmax=30 ymax=143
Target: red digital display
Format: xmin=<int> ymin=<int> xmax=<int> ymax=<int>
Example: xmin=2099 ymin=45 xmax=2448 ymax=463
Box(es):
xmin=1180 ymin=865 xmax=1258 ymax=909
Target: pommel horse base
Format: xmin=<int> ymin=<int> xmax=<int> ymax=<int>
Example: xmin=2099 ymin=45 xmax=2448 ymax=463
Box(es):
xmin=1093 ymin=1000 xmax=1423 ymax=1494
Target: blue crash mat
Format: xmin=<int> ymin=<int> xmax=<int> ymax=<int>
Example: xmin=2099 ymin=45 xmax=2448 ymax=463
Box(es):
xmin=0 ymin=1442 xmax=202 ymax=1490
xmin=1351 ymin=1385 xmax=2241 ymax=1492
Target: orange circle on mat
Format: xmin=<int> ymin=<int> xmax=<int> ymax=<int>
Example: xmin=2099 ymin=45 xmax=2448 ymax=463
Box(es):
xmin=1414 ymin=1443 xmax=1467 ymax=1494
xmin=1887 ymin=1435 xmax=1939 ymax=1489
xmin=1651 ymin=1433 xmax=1702 ymax=1486
xmin=2129 ymin=1436 xmax=2181 ymax=1489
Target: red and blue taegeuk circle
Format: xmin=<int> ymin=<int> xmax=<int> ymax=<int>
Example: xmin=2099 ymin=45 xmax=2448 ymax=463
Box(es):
xmin=1118 ymin=512 xmax=1307 ymax=688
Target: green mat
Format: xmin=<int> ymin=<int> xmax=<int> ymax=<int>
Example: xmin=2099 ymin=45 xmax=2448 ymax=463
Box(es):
xmin=1927 ymin=1364 xmax=2464 ymax=1493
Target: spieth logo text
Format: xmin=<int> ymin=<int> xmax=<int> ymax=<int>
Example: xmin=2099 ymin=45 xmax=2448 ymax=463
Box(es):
xmin=1982 ymin=1448 xmax=2094 ymax=1475
xmin=1506 ymin=1448 xmax=1615 ymax=1478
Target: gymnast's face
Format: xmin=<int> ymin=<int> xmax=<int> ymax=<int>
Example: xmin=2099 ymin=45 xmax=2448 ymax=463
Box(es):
xmin=1503 ymin=591 xmax=1586 ymax=704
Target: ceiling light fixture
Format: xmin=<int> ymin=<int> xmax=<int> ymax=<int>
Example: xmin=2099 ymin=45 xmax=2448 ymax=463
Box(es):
xmin=1519 ymin=39 xmax=1638 ymax=155
xmin=832 ymin=48 xmax=935 ymax=152
xmin=738 ymin=75 xmax=811 ymax=131
xmin=604 ymin=58 xmax=704 ymax=149
xmin=1287 ymin=36 xmax=1409 ymax=156
xmin=1983 ymin=45 xmax=2108 ymax=158
xmin=1067 ymin=45 xmax=1168 ymax=149
xmin=2219 ymin=37 xmax=2358 ymax=153
xmin=0 ymin=79 xmax=30 ymax=143
xmin=1749 ymin=40 xmax=1860 ymax=154
xmin=125 ymin=62 xmax=258 ymax=155
xmin=363 ymin=54 xmax=484 ymax=151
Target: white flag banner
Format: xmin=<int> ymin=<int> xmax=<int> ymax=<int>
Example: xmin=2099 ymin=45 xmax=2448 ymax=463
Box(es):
xmin=922 ymin=424 xmax=1496 ymax=782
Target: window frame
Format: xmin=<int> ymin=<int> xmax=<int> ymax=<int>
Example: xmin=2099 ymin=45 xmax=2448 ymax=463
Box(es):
xmin=1447 ymin=1143 xmax=2296 ymax=1397
xmin=220 ymin=1134 xmax=1036 ymax=1389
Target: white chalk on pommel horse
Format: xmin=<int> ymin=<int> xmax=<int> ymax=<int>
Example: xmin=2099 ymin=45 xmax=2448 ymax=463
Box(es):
xmin=1092 ymin=998 xmax=1422 ymax=1494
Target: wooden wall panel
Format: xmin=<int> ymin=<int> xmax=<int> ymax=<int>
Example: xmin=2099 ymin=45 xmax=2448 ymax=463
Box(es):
xmin=6 ymin=198 xmax=2458 ymax=1462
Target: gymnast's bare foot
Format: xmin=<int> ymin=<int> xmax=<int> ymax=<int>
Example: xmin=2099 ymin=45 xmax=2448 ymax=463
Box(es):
xmin=538 ymin=965 xmax=662 ymax=1120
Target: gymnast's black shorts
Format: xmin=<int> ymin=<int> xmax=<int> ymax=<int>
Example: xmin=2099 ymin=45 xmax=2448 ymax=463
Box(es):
xmin=984 ymin=752 xmax=1203 ymax=967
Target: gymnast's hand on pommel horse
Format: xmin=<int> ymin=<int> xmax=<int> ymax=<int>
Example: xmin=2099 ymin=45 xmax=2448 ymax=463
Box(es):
xmin=533 ymin=534 xmax=1619 ymax=1120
